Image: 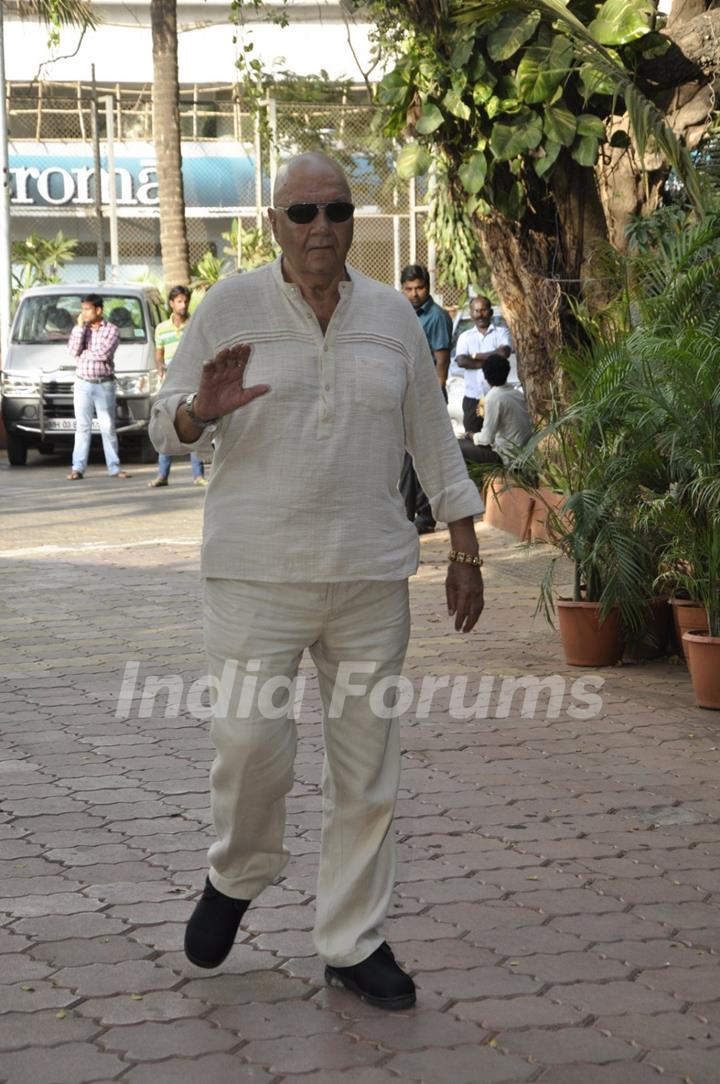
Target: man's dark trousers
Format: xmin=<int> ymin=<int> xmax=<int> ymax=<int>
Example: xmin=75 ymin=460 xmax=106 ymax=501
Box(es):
xmin=462 ymin=397 xmax=484 ymax=435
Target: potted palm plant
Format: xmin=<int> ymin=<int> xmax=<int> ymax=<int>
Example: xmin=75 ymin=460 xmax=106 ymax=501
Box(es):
xmin=619 ymin=209 xmax=720 ymax=701
xmin=473 ymin=370 xmax=657 ymax=667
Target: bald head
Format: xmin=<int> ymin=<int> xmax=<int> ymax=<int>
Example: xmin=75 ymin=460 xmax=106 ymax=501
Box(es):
xmin=273 ymin=153 xmax=350 ymax=205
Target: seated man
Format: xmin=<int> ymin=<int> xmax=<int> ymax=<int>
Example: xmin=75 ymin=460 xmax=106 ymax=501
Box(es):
xmin=458 ymin=353 xmax=532 ymax=466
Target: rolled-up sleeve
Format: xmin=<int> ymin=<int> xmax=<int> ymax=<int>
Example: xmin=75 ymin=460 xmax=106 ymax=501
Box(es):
xmin=403 ymin=324 xmax=484 ymax=524
xmin=149 ymin=295 xmax=221 ymax=457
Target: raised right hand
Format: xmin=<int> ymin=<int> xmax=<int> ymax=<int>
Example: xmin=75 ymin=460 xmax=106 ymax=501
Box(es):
xmin=193 ymin=343 xmax=270 ymax=421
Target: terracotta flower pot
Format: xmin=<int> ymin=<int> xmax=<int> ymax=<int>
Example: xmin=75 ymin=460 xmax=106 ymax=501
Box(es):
xmin=624 ymin=597 xmax=672 ymax=661
xmin=683 ymin=630 xmax=720 ymax=710
xmin=530 ymin=487 xmax=569 ymax=544
xmin=483 ymin=480 xmax=535 ymax=541
xmin=670 ymin=598 xmax=709 ymax=662
xmin=556 ymin=600 xmax=625 ymax=667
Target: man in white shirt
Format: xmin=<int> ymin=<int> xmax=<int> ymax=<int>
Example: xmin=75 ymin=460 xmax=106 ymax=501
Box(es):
xmin=150 ymin=153 xmax=485 ymax=1011
xmin=454 ymin=296 xmax=511 ymax=434
xmin=459 ymin=353 xmax=532 ymax=465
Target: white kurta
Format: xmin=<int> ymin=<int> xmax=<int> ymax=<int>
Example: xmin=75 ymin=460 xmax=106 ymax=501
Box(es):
xmin=150 ymin=257 xmax=483 ymax=582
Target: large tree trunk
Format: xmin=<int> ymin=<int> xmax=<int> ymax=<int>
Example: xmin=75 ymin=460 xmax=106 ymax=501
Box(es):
xmin=476 ymin=159 xmax=609 ymax=422
xmin=151 ymin=0 xmax=190 ymax=288
xmin=595 ymin=0 xmax=717 ymax=246
xmin=477 ymin=215 xmax=565 ymax=421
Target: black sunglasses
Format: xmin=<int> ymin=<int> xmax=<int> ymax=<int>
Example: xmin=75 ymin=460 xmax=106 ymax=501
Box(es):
xmin=274 ymin=201 xmax=355 ymax=225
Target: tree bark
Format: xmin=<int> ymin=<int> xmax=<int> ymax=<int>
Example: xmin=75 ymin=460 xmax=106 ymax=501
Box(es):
xmin=476 ymin=214 xmax=566 ymax=421
xmin=151 ymin=0 xmax=190 ymax=288
xmin=638 ymin=8 xmax=720 ymax=86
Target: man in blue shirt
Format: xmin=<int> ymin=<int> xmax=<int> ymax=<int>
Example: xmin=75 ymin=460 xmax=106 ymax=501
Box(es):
xmin=399 ymin=264 xmax=453 ymax=533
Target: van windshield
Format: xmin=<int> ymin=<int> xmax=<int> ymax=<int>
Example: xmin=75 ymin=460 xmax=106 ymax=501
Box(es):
xmin=13 ymin=295 xmax=148 ymax=345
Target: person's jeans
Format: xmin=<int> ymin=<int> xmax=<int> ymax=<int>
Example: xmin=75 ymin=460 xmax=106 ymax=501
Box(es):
xmin=157 ymin=452 xmax=204 ymax=480
xmin=72 ymin=378 xmax=121 ymax=474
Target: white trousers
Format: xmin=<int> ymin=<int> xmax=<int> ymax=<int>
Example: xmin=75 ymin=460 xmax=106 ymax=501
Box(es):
xmin=202 ymin=577 xmax=411 ymax=967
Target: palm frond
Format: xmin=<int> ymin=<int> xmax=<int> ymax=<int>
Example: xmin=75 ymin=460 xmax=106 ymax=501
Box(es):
xmin=6 ymin=1 xmax=98 ymax=28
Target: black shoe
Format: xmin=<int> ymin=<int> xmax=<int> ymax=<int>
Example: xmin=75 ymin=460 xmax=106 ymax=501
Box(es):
xmin=325 ymin=941 xmax=416 ymax=1010
xmin=414 ymin=518 xmax=436 ymax=535
xmin=184 ymin=876 xmax=250 ymax=969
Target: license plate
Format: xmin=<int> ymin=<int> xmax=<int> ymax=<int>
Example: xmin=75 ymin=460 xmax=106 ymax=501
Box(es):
xmin=45 ymin=418 xmax=101 ymax=432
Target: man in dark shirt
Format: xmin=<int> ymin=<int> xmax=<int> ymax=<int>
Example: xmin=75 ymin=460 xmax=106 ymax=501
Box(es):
xmin=399 ymin=264 xmax=453 ymax=533
xmin=67 ymin=293 xmax=128 ymax=480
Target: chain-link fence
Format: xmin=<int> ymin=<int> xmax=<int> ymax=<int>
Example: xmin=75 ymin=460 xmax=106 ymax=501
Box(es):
xmin=8 ymin=81 xmax=463 ymax=306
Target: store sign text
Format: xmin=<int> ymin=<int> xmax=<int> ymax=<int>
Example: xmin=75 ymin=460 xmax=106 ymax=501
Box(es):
xmin=10 ymin=162 xmax=159 ymax=207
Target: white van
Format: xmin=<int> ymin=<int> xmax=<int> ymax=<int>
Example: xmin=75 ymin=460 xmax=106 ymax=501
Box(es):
xmin=1 ymin=283 xmax=166 ymax=465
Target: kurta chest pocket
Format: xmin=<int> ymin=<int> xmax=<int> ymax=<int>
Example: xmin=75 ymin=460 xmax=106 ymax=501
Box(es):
xmin=353 ymin=354 xmax=406 ymax=413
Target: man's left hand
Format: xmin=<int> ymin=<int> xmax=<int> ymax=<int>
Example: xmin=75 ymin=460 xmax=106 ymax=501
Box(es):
xmin=446 ymin=563 xmax=484 ymax=633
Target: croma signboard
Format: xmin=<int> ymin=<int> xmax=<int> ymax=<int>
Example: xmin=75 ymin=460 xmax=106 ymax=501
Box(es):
xmin=9 ymin=142 xmax=257 ymax=213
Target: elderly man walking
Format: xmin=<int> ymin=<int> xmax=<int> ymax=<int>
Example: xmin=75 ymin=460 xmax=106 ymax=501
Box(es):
xmin=150 ymin=152 xmax=484 ymax=1010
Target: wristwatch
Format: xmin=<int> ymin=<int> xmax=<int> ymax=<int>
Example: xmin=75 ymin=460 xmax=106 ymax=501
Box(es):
xmin=184 ymin=393 xmax=218 ymax=428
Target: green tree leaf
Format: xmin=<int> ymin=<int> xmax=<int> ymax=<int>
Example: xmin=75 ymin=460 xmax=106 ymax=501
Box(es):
xmin=487 ymin=11 xmax=541 ymax=62
xmin=571 ymin=134 xmax=600 ymax=166
xmin=443 ymin=87 xmax=472 ymax=120
xmin=534 ymin=140 xmax=562 ymax=178
xmin=495 ymin=179 xmax=525 ymax=221
xmin=470 ymin=52 xmax=489 ymax=81
xmin=473 ymin=80 xmax=496 ymax=105
xmin=416 ymin=102 xmax=445 ymax=135
xmin=490 ymin=109 xmax=543 ymax=160
xmin=516 ymin=36 xmax=574 ymax=104
xmin=451 ymin=37 xmax=475 ymax=70
xmin=577 ymin=62 xmax=615 ymax=100
xmin=458 ymin=150 xmax=488 ymax=193
xmin=544 ymin=101 xmax=577 ymax=147
xmin=396 ymin=142 xmax=432 ymax=179
xmin=378 ymin=68 xmax=410 ymax=106
xmin=466 ymin=194 xmax=492 ymax=217
xmin=588 ymin=0 xmax=654 ymax=46
xmin=577 ymin=114 xmax=606 ymax=139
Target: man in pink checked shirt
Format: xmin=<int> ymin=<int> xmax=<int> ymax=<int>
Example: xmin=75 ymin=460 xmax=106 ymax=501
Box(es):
xmin=67 ymin=293 xmax=129 ymax=480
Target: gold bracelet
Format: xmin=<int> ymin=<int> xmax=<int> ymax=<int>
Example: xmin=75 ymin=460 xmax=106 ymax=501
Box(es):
xmin=448 ymin=550 xmax=483 ymax=567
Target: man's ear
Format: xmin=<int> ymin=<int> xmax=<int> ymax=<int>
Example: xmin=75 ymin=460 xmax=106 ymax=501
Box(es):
xmin=267 ymin=208 xmax=277 ymax=239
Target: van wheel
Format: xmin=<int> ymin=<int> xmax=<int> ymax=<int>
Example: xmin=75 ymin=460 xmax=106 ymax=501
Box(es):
xmin=6 ymin=432 xmax=28 ymax=466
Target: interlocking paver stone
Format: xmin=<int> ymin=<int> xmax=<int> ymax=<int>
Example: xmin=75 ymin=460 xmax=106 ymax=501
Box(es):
xmin=547 ymin=980 xmax=682 ymax=1015
xmin=637 ymin=965 xmax=720 ymax=1001
xmin=208 ymin=998 xmax=342 ymax=1037
xmin=240 ymin=1033 xmax=382 ymax=1073
xmin=595 ymin=1011 xmax=720 ymax=1049
xmin=452 ymin=995 xmax=586 ymax=1029
xmin=538 ymin=1066 xmax=686 ymax=1084
xmin=101 ymin=1017 xmax=238 ymax=1059
xmin=497 ymin=1027 xmax=637 ymax=1064
xmin=122 ymin=1055 xmax=272 ymax=1084
xmin=646 ymin=1047 xmax=720 ymax=1084
xmin=0 ymin=1010 xmax=101 ymax=1049
xmin=0 ymin=1042 xmax=126 ymax=1084
xmin=52 ymin=959 xmax=180 ymax=997
xmin=387 ymin=1045 xmax=536 ymax=1083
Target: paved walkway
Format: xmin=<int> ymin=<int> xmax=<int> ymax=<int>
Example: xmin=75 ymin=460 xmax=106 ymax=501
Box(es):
xmin=1 ymin=453 xmax=719 ymax=1084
